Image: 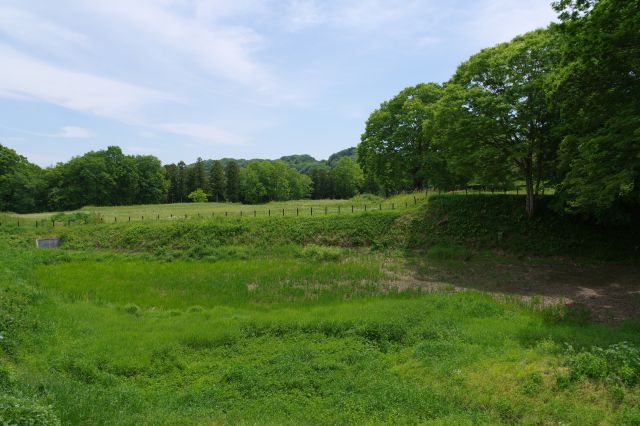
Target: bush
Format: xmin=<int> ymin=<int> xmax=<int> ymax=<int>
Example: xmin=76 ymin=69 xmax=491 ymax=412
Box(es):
xmin=0 ymin=395 xmax=60 ymax=426
xmin=565 ymin=342 xmax=640 ymax=386
xmin=123 ymin=303 xmax=141 ymax=316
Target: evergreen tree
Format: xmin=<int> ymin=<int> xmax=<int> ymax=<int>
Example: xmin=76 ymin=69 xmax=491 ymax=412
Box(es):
xmin=209 ymin=160 xmax=227 ymax=202
xmin=225 ymin=160 xmax=241 ymax=202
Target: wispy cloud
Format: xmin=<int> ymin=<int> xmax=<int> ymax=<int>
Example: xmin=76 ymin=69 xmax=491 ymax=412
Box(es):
xmin=91 ymin=0 xmax=270 ymax=89
xmin=57 ymin=126 xmax=94 ymax=138
xmin=0 ymin=44 xmax=174 ymax=122
xmin=0 ymin=5 xmax=88 ymax=53
xmin=159 ymin=123 xmax=248 ymax=146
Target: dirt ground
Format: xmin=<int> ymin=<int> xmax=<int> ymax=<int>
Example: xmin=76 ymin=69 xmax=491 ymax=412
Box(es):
xmin=393 ymin=259 xmax=640 ymax=322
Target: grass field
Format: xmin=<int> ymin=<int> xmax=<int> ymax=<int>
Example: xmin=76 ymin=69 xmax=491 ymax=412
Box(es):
xmin=2 ymin=195 xmax=640 ymax=424
xmin=4 ymin=193 xmax=423 ymax=225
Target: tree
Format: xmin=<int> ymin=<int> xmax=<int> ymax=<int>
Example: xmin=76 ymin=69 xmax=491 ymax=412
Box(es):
xmin=0 ymin=144 xmax=46 ymax=213
xmin=551 ymin=0 xmax=640 ymax=222
xmin=358 ymin=83 xmax=443 ymax=195
xmin=176 ymin=161 xmax=188 ymax=202
xmin=209 ymin=160 xmax=227 ymax=202
xmin=164 ymin=164 xmax=178 ymax=203
xmin=327 ymin=147 xmax=357 ymax=168
xmin=240 ymin=166 xmax=267 ymax=204
xmin=187 ymin=188 xmax=208 ymax=203
xmin=103 ymin=146 xmax=138 ymax=206
xmin=225 ymin=160 xmax=241 ymax=202
xmin=432 ymin=29 xmax=559 ymax=216
xmin=134 ymin=156 xmax=169 ymax=204
xmin=330 ymin=157 xmax=364 ymax=199
xmin=287 ymin=168 xmax=312 ymax=200
xmin=308 ymin=165 xmax=334 ymax=199
xmin=186 ymin=157 xmax=209 ymax=196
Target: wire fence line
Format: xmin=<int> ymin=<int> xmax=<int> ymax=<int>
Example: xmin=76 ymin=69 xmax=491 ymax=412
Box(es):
xmin=1 ymin=196 xmax=428 ymax=228
xmin=1 ymin=187 xmax=540 ymax=229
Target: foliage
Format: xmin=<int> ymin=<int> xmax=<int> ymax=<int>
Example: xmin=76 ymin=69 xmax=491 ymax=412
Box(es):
xmin=47 ymin=146 xmax=168 ymax=210
xmin=208 ymin=160 xmax=227 ymax=202
xmin=187 ymin=189 xmax=208 ymax=203
xmin=431 ymin=29 xmax=560 ymax=217
xmin=0 ymin=395 xmax=60 ymax=426
xmin=565 ymin=342 xmax=640 ymax=386
xmin=358 ymin=83 xmax=443 ymax=195
xmin=225 ymin=160 xmax=242 ymax=202
xmin=551 ymin=0 xmax=640 ymax=222
xmin=0 ymin=145 xmax=47 ymax=214
xmin=330 ymin=157 xmax=364 ymax=199
xmin=408 ymin=195 xmax=640 ymax=259
xmin=327 ymin=147 xmax=357 ymax=167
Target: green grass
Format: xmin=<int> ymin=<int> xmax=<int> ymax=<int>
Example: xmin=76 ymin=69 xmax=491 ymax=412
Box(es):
xmin=2 ymin=195 xmax=640 ymax=424
xmin=8 ymin=193 xmax=424 ymax=224
xmin=2 ymin=243 xmax=640 ymax=425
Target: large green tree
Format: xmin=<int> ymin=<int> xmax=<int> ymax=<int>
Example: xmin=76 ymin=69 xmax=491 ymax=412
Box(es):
xmin=358 ymin=83 xmax=443 ymax=195
xmin=0 ymin=144 xmax=46 ymax=213
xmin=432 ymin=30 xmax=559 ymax=216
xmin=134 ymin=155 xmax=169 ymax=204
xmin=330 ymin=157 xmax=364 ymax=199
xmin=551 ymin=0 xmax=640 ymax=222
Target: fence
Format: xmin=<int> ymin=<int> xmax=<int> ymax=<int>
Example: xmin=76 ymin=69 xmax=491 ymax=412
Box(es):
xmin=1 ymin=187 xmax=540 ymax=229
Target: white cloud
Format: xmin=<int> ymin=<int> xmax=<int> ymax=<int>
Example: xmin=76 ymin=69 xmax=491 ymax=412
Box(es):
xmin=90 ymin=0 xmax=271 ymax=89
xmin=0 ymin=44 xmax=174 ymax=122
xmin=159 ymin=123 xmax=247 ymax=146
xmin=57 ymin=126 xmax=94 ymax=138
xmin=285 ymin=0 xmax=324 ymax=31
xmin=0 ymin=5 xmax=88 ymax=53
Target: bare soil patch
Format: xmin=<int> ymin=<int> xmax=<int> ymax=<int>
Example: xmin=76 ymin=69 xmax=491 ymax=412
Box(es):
xmin=394 ymin=259 xmax=640 ymax=322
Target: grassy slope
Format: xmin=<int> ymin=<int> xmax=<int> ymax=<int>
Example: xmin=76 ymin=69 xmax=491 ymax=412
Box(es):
xmin=2 ymin=247 xmax=640 ymax=424
xmin=408 ymin=195 xmax=640 ymax=260
xmin=5 ymin=193 xmax=639 ymax=261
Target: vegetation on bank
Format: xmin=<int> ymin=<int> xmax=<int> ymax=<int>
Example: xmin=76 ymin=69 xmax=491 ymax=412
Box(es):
xmin=5 ymin=194 xmax=639 ymax=261
xmin=1 ymin=241 xmax=640 ymax=425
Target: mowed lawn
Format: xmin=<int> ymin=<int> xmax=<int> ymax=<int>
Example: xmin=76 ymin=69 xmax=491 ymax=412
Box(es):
xmin=4 ymin=247 xmax=639 ymax=425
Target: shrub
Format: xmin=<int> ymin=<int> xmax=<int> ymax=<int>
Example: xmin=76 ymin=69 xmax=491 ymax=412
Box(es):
xmin=187 ymin=189 xmax=208 ymax=203
xmin=0 ymin=395 xmax=60 ymax=426
xmin=565 ymin=342 xmax=640 ymax=386
xmin=123 ymin=303 xmax=141 ymax=316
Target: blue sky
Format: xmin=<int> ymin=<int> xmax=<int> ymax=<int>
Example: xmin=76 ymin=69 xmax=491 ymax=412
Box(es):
xmin=0 ymin=0 xmax=556 ymax=167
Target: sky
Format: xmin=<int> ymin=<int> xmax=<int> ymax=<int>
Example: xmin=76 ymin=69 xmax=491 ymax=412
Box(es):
xmin=0 ymin=0 xmax=557 ymax=167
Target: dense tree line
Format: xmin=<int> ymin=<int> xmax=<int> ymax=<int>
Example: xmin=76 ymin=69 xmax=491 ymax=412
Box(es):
xmin=163 ymin=155 xmax=364 ymax=204
xmin=358 ymin=0 xmax=639 ymax=221
xmin=0 ymin=145 xmax=168 ymax=212
xmin=0 ymin=143 xmax=365 ymax=213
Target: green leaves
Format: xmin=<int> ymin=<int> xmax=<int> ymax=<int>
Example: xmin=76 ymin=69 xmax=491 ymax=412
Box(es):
xmin=358 ymin=83 xmax=443 ymax=194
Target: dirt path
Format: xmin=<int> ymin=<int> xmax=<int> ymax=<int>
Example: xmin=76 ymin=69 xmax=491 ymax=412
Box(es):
xmin=393 ymin=259 xmax=640 ymax=322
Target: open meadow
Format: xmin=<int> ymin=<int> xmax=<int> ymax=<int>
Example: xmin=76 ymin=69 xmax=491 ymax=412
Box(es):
xmin=2 ymin=195 xmax=640 ymax=425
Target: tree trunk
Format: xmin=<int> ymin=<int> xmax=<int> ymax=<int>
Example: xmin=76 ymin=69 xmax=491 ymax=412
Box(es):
xmin=524 ymin=158 xmax=535 ymax=218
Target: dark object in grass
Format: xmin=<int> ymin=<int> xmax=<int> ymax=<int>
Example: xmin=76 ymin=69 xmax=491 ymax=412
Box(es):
xmin=36 ymin=238 xmax=60 ymax=248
